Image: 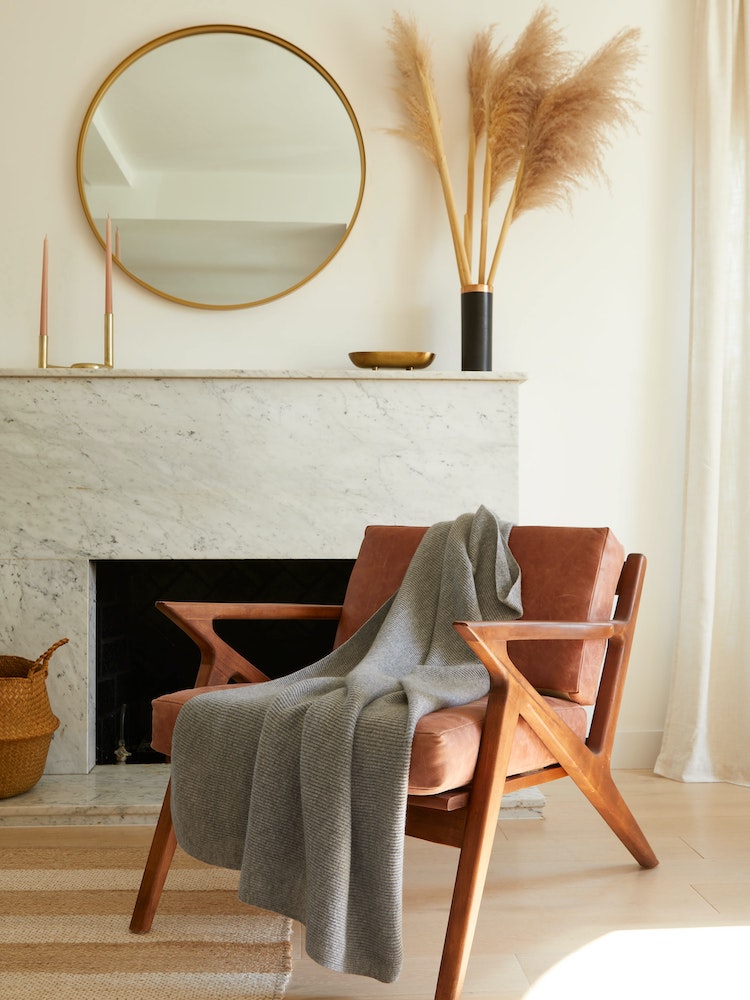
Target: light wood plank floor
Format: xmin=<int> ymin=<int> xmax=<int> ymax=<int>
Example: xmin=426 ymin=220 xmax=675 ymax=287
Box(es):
xmin=2 ymin=770 xmax=748 ymax=999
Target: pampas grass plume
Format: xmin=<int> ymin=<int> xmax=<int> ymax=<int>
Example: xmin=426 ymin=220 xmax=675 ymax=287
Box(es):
xmin=387 ymin=6 xmax=642 ymax=288
xmin=387 ymin=13 xmax=471 ymax=284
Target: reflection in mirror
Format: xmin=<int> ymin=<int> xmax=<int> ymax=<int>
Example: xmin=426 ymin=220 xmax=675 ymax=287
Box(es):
xmin=77 ymin=26 xmax=365 ymax=309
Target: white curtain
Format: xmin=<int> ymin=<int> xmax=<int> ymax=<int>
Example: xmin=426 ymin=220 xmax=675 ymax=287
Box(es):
xmin=655 ymin=0 xmax=750 ymax=785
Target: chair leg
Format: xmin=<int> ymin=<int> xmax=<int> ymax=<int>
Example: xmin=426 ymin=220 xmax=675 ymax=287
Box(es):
xmin=572 ymin=765 xmax=658 ymax=869
xmin=129 ymin=778 xmax=178 ymax=933
xmin=433 ymin=685 xmax=523 ymax=1000
xmin=433 ymin=811 xmax=500 ymax=1000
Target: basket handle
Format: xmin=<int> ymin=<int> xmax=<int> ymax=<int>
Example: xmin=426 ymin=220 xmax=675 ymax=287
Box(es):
xmin=31 ymin=638 xmax=70 ymax=675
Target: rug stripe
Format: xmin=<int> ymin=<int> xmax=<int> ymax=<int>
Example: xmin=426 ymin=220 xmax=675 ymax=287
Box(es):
xmin=0 ymin=867 xmax=239 ymax=891
xmin=0 ymin=889 xmax=264 ymax=917
xmin=0 ymin=914 xmax=290 ymax=944
xmin=0 ymin=941 xmax=291 ymax=974
xmin=0 ymin=972 xmax=290 ymax=1000
xmin=0 ymin=847 xmax=212 ymax=870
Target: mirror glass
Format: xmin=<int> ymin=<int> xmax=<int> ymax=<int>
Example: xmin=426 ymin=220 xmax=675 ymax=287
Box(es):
xmin=77 ymin=26 xmax=365 ymax=309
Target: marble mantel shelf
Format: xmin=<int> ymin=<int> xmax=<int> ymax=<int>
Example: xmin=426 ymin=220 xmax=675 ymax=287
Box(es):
xmin=2 ymin=368 xmax=526 ymax=382
xmin=1 ymin=368 xmax=523 ymax=773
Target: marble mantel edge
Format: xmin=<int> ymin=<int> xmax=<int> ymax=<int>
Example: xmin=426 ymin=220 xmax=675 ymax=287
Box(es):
xmin=1 ymin=368 xmax=527 ymax=382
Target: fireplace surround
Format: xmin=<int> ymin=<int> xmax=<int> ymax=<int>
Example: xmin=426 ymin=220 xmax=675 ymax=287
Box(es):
xmin=0 ymin=369 xmax=523 ymax=773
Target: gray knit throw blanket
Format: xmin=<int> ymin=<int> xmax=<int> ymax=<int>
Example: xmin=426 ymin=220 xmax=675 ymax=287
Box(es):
xmin=170 ymin=506 xmax=522 ymax=983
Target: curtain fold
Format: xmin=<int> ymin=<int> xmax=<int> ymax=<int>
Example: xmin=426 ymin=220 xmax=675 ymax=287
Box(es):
xmin=655 ymin=0 xmax=750 ymax=785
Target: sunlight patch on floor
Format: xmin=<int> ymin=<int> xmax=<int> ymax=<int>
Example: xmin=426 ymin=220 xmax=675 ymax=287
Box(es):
xmin=523 ymin=925 xmax=750 ymax=999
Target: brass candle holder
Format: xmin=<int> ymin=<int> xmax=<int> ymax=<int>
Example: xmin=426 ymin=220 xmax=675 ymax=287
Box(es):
xmin=38 ymin=313 xmax=114 ymax=370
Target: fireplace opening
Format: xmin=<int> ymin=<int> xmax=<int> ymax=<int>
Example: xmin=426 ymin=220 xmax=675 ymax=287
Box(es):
xmin=95 ymin=558 xmax=355 ymax=765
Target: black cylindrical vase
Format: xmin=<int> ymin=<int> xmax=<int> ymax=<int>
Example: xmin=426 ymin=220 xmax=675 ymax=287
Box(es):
xmin=461 ymin=284 xmax=493 ymax=371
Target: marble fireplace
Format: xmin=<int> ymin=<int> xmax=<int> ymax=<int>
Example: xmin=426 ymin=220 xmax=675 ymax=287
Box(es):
xmin=0 ymin=369 xmax=523 ymax=773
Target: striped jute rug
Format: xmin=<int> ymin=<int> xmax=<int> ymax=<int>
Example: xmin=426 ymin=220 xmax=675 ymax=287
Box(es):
xmin=0 ymin=843 xmax=293 ymax=1000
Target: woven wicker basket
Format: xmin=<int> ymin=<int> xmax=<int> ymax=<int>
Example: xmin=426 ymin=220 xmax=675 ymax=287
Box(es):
xmin=0 ymin=638 xmax=67 ymax=798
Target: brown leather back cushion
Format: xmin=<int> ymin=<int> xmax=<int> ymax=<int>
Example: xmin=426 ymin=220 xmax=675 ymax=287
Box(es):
xmin=333 ymin=525 xmax=428 ymax=647
xmin=508 ymin=526 xmax=624 ymax=704
xmin=335 ymin=522 xmax=623 ymax=705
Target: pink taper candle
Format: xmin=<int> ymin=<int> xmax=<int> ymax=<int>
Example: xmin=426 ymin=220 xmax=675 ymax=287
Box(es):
xmin=105 ymin=216 xmax=113 ymax=314
xmin=40 ymin=236 xmax=48 ymax=337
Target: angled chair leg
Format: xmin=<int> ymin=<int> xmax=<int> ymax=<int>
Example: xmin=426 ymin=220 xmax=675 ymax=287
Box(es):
xmin=129 ymin=778 xmax=178 ymax=933
xmin=571 ymin=764 xmax=658 ymax=869
xmin=433 ymin=812 xmax=500 ymax=1000
xmin=433 ymin=684 xmax=523 ymax=1000
xmin=524 ymin=716 xmax=658 ymax=871
xmin=523 ymin=717 xmax=658 ymax=871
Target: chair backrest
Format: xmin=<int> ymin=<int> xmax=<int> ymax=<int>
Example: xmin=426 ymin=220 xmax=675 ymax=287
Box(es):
xmin=336 ymin=522 xmax=624 ymax=705
xmin=333 ymin=525 xmax=428 ymax=648
xmin=508 ymin=526 xmax=624 ymax=704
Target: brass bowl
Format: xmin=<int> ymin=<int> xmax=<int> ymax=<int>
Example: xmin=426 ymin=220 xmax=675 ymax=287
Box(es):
xmin=349 ymin=351 xmax=435 ymax=371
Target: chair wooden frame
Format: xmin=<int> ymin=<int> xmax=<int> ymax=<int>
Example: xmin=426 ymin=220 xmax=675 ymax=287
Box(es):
xmin=129 ymin=535 xmax=657 ymax=1000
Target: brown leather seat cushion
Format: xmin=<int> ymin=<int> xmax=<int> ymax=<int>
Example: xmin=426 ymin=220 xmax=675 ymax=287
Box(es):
xmin=151 ymin=685 xmax=587 ymax=795
xmin=409 ymin=694 xmax=586 ymax=794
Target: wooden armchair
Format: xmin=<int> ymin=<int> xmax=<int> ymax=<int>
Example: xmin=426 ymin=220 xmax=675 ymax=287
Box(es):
xmin=129 ymin=523 xmax=657 ymax=1000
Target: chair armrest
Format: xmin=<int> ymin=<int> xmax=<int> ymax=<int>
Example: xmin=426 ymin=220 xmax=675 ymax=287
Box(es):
xmin=453 ymin=618 xmax=623 ymax=694
xmin=454 ymin=619 xmax=608 ymax=781
xmin=157 ymin=601 xmax=344 ymax=687
xmin=454 ymin=619 xmax=619 ymax=643
xmin=156 ymin=601 xmax=344 ymax=623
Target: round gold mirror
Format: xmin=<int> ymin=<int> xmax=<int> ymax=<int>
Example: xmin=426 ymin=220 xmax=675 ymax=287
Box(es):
xmin=76 ymin=25 xmax=365 ymax=309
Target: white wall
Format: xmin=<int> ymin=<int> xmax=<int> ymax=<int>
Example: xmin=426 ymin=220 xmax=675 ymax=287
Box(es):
xmin=0 ymin=0 xmax=694 ymax=767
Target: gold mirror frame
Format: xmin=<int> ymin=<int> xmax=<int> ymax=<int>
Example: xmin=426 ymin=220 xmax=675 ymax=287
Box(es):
xmin=76 ymin=25 xmax=366 ymax=310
